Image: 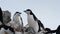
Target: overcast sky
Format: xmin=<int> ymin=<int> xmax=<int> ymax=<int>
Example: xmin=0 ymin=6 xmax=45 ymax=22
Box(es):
xmin=0 ymin=0 xmax=60 ymax=30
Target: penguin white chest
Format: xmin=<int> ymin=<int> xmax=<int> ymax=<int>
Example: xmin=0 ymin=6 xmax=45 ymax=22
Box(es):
xmin=15 ymin=16 xmax=20 ymax=22
xmin=27 ymin=15 xmax=39 ymax=32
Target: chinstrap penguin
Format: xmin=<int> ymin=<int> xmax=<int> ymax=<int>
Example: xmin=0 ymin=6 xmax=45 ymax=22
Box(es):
xmin=10 ymin=12 xmax=23 ymax=32
xmin=24 ymin=9 xmax=44 ymax=33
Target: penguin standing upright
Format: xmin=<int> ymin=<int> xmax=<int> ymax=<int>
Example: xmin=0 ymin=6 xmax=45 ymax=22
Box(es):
xmin=10 ymin=12 xmax=24 ymax=32
xmin=24 ymin=9 xmax=44 ymax=33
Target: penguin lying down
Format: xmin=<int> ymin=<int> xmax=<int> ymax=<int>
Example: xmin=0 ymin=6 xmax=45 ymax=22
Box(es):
xmin=0 ymin=24 xmax=15 ymax=34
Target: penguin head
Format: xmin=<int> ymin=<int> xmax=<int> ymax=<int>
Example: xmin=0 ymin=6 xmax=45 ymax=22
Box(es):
xmin=14 ymin=12 xmax=21 ymax=16
xmin=24 ymin=9 xmax=33 ymax=15
xmin=15 ymin=12 xmax=21 ymax=14
xmin=45 ymin=28 xmax=51 ymax=32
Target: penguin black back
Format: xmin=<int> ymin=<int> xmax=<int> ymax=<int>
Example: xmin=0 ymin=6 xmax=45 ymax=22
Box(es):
xmin=38 ymin=20 xmax=44 ymax=32
xmin=0 ymin=8 xmax=3 ymax=23
xmin=56 ymin=25 xmax=60 ymax=34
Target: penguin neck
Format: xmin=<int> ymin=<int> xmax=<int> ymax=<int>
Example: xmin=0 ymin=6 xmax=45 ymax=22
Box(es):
xmin=27 ymin=13 xmax=37 ymax=21
xmin=27 ymin=14 xmax=37 ymax=23
xmin=27 ymin=14 xmax=34 ymax=24
xmin=27 ymin=14 xmax=34 ymax=20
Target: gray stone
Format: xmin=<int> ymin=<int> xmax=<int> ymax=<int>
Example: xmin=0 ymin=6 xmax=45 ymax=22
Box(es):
xmin=3 ymin=11 xmax=11 ymax=24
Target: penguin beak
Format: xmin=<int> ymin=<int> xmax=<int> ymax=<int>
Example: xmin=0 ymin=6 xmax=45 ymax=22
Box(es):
xmin=24 ymin=11 xmax=26 ymax=12
xmin=19 ymin=13 xmax=21 ymax=14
